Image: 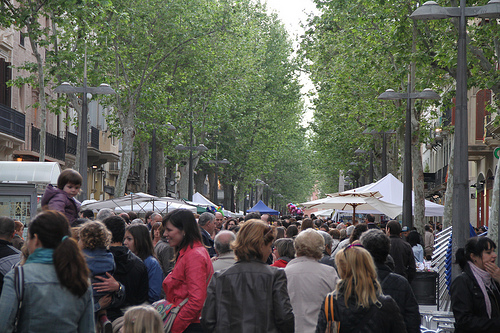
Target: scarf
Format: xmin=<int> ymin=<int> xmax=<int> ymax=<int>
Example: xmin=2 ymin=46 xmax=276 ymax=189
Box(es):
xmin=26 ymin=248 xmax=54 ymax=264
xmin=469 ymin=261 xmax=494 ymax=318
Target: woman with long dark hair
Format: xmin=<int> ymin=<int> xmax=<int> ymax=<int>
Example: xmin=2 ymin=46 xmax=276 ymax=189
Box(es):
xmin=0 ymin=210 xmax=94 ymax=332
xmin=451 ymin=236 xmax=500 ymax=332
xmin=162 ymin=209 xmax=213 ymax=333
xmin=201 ymin=219 xmax=295 ymax=332
xmin=124 ymin=223 xmax=163 ymax=303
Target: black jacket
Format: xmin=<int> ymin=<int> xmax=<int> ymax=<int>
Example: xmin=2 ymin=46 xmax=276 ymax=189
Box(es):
xmin=201 ymin=260 xmax=294 ymax=333
xmin=200 ymin=227 xmax=216 ymax=258
xmin=316 ymin=292 xmax=407 ymax=333
xmin=107 ymin=246 xmax=149 ymax=321
xmin=0 ymin=239 xmax=20 ymax=293
xmin=451 ymin=263 xmax=500 ymax=333
xmin=389 ymin=235 xmax=416 ymax=282
xmin=375 ymin=262 xmax=420 ymax=333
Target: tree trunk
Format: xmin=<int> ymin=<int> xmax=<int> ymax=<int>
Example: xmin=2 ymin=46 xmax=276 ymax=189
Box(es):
xmin=116 ymin=122 xmax=135 ymax=197
xmin=410 ymin=29 xmax=426 ymax=235
xmin=156 ymin=144 xmax=166 ymax=197
xmin=194 ymin=170 xmax=206 ymax=197
xmin=489 ymin=158 xmax=500 ymax=250
xmin=138 ymin=140 xmax=149 ymax=192
xmin=178 ymin=162 xmax=188 ymax=200
xmin=443 ymin=136 xmax=454 ymax=229
xmin=28 ymin=25 xmax=46 ymax=162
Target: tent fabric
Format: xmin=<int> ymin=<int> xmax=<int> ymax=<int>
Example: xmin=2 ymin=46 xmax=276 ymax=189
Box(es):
xmin=81 ymin=193 xmax=195 ymax=214
xmin=188 ymin=192 xmax=237 ymax=217
xmin=341 ymin=173 xmax=444 ymax=216
xmin=0 ymin=161 xmax=61 ymax=185
xmin=246 ymin=200 xmax=280 ymax=215
xmin=301 ymin=195 xmax=403 ymax=219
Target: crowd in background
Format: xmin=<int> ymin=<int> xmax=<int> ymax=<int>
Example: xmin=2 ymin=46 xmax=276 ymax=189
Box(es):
xmin=0 ymin=173 xmax=498 ymax=333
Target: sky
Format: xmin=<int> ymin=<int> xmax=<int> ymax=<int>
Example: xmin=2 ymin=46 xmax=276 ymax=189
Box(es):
xmin=263 ymin=0 xmax=320 ymax=125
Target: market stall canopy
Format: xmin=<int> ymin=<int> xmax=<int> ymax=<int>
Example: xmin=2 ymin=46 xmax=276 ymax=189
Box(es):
xmin=0 ymin=161 xmax=61 ymax=185
xmin=187 ymin=192 xmax=237 ymax=217
xmin=313 ymin=209 xmax=334 ymax=217
xmin=81 ymin=192 xmax=195 ymax=214
xmin=301 ymin=193 xmax=402 ymax=220
xmin=246 ymin=200 xmax=280 ymax=215
xmin=341 ymin=173 xmax=444 ymax=216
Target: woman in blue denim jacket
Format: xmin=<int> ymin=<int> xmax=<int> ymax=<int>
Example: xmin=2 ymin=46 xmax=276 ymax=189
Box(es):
xmin=0 ymin=210 xmax=95 ymax=333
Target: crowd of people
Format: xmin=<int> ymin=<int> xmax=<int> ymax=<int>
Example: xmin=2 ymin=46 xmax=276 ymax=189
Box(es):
xmin=0 ymin=169 xmax=500 ymax=332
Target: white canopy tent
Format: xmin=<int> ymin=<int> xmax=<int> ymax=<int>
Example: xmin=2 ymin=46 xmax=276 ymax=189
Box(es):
xmin=187 ymin=192 xmax=237 ymax=217
xmin=301 ymin=191 xmax=403 ymax=219
xmin=341 ymin=173 xmax=444 ymax=216
xmin=81 ymin=192 xmax=196 ymax=214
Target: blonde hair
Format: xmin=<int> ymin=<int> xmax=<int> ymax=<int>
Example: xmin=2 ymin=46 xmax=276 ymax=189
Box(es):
xmin=123 ymin=305 xmax=163 ymax=333
xmin=232 ymin=219 xmax=275 ymax=262
xmin=294 ymin=229 xmax=324 ymax=260
xmin=334 ymin=244 xmax=381 ymax=308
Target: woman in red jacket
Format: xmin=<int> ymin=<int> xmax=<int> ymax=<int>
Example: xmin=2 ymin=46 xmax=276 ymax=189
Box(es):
xmin=162 ymin=209 xmax=214 ymax=333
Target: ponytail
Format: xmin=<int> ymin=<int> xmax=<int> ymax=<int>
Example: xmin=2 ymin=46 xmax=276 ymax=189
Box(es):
xmin=29 ymin=210 xmax=90 ymax=297
xmin=54 ymin=236 xmax=90 ymax=297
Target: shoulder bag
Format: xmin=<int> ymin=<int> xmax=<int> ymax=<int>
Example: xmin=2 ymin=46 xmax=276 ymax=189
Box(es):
xmin=153 ymin=298 xmax=189 ymax=333
xmin=324 ymin=292 xmax=340 ymax=333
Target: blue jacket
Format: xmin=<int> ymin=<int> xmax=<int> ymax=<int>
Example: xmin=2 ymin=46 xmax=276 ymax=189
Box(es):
xmin=83 ymin=248 xmax=118 ymax=312
xmin=0 ymin=262 xmax=95 ymax=333
xmin=143 ymin=255 xmax=162 ymax=303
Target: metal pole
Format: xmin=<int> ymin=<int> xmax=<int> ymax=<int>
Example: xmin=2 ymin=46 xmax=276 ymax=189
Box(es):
xmin=214 ymin=164 xmax=218 ymax=205
xmin=403 ymin=75 xmax=413 ymax=230
xmin=79 ymin=57 xmax=88 ymax=201
xmin=452 ymin=0 xmax=470 ymax=280
xmin=382 ymin=132 xmax=387 ymax=176
xmin=188 ymin=121 xmax=193 ymax=201
xmin=150 ymin=127 xmax=157 ymax=196
xmin=369 ymin=151 xmax=374 ymax=183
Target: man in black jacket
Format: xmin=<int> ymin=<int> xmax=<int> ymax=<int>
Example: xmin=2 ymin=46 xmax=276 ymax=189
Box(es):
xmin=361 ymin=228 xmax=420 ymax=333
xmin=0 ymin=217 xmax=20 ymax=294
xmin=98 ymin=215 xmax=149 ymax=321
xmin=386 ymin=220 xmax=416 ymax=282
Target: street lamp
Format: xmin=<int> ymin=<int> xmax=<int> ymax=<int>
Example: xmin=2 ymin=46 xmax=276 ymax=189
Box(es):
xmin=55 ymin=81 xmax=116 ymax=201
xmin=378 ymin=86 xmax=440 ymax=231
xmin=175 ymin=143 xmax=208 ymax=201
xmin=410 ymin=0 xmax=500 ymax=279
xmin=207 ymin=158 xmax=230 ymax=205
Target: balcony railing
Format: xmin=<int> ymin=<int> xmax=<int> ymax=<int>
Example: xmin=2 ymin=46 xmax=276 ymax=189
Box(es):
xmin=66 ymin=131 xmax=77 ymax=155
xmin=31 ymin=125 xmax=66 ymax=161
xmin=91 ymin=126 xmax=99 ymax=150
xmin=0 ymin=104 xmax=25 ymax=141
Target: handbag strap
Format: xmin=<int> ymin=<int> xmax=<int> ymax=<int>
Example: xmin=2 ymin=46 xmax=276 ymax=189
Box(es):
xmin=14 ymin=266 xmax=25 ymax=329
xmin=324 ymin=292 xmax=339 ymax=333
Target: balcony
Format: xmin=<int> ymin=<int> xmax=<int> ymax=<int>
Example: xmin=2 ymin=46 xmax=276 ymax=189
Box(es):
xmin=0 ymin=103 xmax=25 ymax=141
xmin=66 ymin=131 xmax=77 ymax=155
xmin=88 ymin=126 xmax=120 ymax=167
xmin=31 ymin=125 xmax=66 ymax=162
